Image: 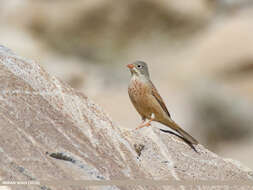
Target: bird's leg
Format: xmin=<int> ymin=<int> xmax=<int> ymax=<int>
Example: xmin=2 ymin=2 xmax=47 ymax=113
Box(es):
xmin=135 ymin=122 xmax=150 ymax=130
xmin=135 ymin=117 xmax=146 ymax=130
xmin=135 ymin=113 xmax=155 ymax=130
xmin=144 ymin=113 xmax=155 ymax=126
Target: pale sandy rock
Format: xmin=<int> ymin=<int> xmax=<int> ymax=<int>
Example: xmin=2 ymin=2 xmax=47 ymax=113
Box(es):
xmin=5 ymin=0 xmax=212 ymax=61
xmin=184 ymin=9 xmax=253 ymax=86
xmin=0 ymin=46 xmax=252 ymax=190
xmin=179 ymin=9 xmax=253 ymax=154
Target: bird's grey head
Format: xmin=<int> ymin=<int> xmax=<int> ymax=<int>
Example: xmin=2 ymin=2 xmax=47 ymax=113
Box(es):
xmin=127 ymin=61 xmax=150 ymax=78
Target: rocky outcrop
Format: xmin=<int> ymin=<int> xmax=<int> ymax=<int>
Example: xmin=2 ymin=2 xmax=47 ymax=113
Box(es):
xmin=0 ymin=45 xmax=252 ymax=190
xmin=13 ymin=0 xmax=213 ymax=61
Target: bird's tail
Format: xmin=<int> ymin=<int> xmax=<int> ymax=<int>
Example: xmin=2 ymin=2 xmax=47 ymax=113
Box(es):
xmin=162 ymin=119 xmax=198 ymax=145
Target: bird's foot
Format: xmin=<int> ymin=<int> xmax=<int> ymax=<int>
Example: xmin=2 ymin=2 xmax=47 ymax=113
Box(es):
xmin=135 ymin=120 xmax=152 ymax=130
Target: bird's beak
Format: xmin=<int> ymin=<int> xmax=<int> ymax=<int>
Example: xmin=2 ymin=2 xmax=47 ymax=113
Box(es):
xmin=127 ymin=64 xmax=134 ymax=69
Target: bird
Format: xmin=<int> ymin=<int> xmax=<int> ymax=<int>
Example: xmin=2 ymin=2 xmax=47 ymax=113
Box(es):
xmin=127 ymin=61 xmax=198 ymax=145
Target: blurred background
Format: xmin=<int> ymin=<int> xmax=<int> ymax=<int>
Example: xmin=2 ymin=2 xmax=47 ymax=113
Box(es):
xmin=1 ymin=0 xmax=253 ymax=169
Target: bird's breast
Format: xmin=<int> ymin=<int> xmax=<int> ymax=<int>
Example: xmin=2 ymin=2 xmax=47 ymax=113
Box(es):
xmin=128 ymin=78 xmax=153 ymax=117
xmin=128 ymin=79 xmax=150 ymax=99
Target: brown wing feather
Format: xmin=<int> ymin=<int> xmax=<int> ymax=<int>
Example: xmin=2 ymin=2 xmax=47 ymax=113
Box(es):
xmin=150 ymin=81 xmax=171 ymax=118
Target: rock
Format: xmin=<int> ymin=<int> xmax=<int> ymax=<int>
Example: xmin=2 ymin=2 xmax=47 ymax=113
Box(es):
xmin=189 ymin=82 xmax=253 ymax=150
xmin=181 ymin=9 xmax=253 ymax=152
xmin=0 ymin=45 xmax=252 ymax=190
xmin=14 ymin=0 xmax=213 ymax=61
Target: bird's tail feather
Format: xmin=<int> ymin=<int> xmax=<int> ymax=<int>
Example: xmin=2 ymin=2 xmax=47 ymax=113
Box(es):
xmin=176 ymin=127 xmax=198 ymax=145
xmin=163 ymin=119 xmax=198 ymax=145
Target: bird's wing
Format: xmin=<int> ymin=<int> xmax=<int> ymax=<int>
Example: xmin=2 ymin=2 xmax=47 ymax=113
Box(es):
xmin=150 ymin=81 xmax=171 ymax=118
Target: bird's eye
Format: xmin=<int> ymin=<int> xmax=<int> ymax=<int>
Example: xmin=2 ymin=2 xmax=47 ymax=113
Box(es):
xmin=137 ymin=65 xmax=141 ymax=68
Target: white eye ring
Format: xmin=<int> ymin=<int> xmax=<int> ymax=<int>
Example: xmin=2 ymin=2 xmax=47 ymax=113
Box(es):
xmin=137 ymin=65 xmax=142 ymax=68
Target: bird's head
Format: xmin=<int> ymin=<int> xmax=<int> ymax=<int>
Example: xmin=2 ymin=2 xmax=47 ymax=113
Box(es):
xmin=127 ymin=61 xmax=150 ymax=78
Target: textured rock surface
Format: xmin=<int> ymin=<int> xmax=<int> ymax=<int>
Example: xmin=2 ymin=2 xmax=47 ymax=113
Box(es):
xmin=0 ymin=45 xmax=252 ymax=190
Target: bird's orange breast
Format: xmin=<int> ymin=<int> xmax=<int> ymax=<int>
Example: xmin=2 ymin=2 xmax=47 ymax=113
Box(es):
xmin=128 ymin=79 xmax=150 ymax=100
xmin=128 ymin=79 xmax=154 ymax=118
